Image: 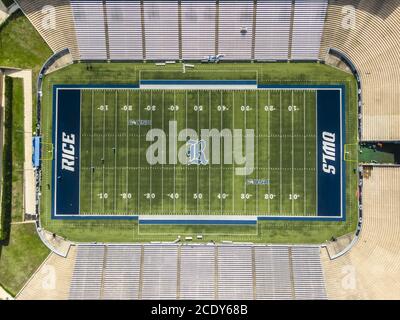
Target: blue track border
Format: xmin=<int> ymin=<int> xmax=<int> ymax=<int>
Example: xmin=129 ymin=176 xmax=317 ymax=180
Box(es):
xmin=50 ymin=83 xmax=346 ymax=223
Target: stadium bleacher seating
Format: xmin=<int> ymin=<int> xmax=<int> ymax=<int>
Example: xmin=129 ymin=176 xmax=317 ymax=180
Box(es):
xmin=102 ymin=245 xmax=142 ymax=300
xmin=181 ymin=0 xmax=216 ymax=60
xmin=291 ymin=0 xmax=328 ymax=60
xmin=15 ymin=0 xmax=80 ymax=60
xmin=70 ymin=0 xmax=107 ymax=60
xmin=17 ymin=0 xmax=330 ymax=62
xmin=217 ymin=0 xmax=254 ymax=60
xmin=67 ymin=244 xmax=327 ymax=300
xmin=320 ymin=0 xmax=400 ymax=141
xmin=254 ymin=0 xmax=292 ymax=60
xmin=179 ymin=245 xmax=215 ymax=299
xmin=105 ymin=0 xmax=143 ymax=60
xmin=322 ymin=167 xmax=400 ymax=299
xmin=143 ymin=0 xmax=180 ymax=60
xmin=69 ymin=245 xmax=105 ymax=300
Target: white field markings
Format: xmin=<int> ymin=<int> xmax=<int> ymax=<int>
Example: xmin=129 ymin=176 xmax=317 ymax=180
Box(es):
xmin=114 ymin=91 xmax=118 ymax=213
xmin=267 ymin=90 xmax=271 ymax=215
xmin=196 ymin=90 xmax=200 ymax=215
xmin=279 ymin=91 xmax=282 ymax=215
xmin=303 ymin=91 xmax=306 ymax=216
xmin=173 ymin=91 xmax=176 ymax=214
xmin=90 ymin=91 xmax=94 ymax=213
xmin=232 ymin=91 xmax=235 ymax=213
xmin=161 ymin=91 xmax=164 ymax=213
xmin=220 ymin=90 xmax=223 ymax=215
xmin=185 ymin=91 xmax=188 ymax=214
xmin=126 ymin=90 xmax=129 ymax=214
xmin=150 ymin=91 xmax=153 ymax=213
xmin=291 ymin=90 xmax=294 ymax=216
xmin=244 ymin=91 xmax=247 ymax=215
xmin=256 ymin=90 xmax=259 ymax=215
xmin=102 ymin=90 xmax=106 ymax=212
xmin=208 ymin=91 xmax=211 ymax=215
xmin=137 ymin=91 xmax=141 ymax=214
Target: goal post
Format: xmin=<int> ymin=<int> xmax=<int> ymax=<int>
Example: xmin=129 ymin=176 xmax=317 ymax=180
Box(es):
xmin=40 ymin=142 xmax=54 ymax=161
xmin=344 ymin=143 xmax=358 ymax=162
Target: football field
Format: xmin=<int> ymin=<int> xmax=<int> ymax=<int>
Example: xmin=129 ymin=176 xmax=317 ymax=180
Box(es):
xmin=76 ymin=88 xmax=318 ymax=217
xmin=52 ymin=84 xmax=345 ymax=221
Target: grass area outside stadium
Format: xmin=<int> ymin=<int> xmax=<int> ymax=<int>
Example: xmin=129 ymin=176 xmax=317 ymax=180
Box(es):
xmin=39 ymin=62 xmax=359 ymax=244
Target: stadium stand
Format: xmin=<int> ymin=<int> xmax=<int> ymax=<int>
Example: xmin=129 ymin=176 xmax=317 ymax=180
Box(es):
xmin=322 ymin=166 xmax=400 ymax=299
xmin=102 ymin=245 xmax=142 ymax=300
xmin=254 ymin=0 xmax=292 ymax=60
xmin=179 ymin=245 xmax=215 ymax=299
xmin=70 ymin=0 xmax=107 ymax=60
xmin=66 ymin=244 xmax=327 ymax=300
xmin=217 ymin=0 xmax=254 ymax=60
xmin=15 ymin=0 xmax=330 ymax=63
xmin=143 ymin=0 xmax=180 ymax=60
xmin=105 ymin=0 xmax=143 ymax=60
xmin=14 ymin=0 xmax=80 ymax=60
xmin=254 ymin=246 xmax=293 ymax=299
xmin=17 ymin=247 xmax=77 ymax=300
xmin=217 ymin=245 xmax=254 ymax=299
xmin=141 ymin=245 xmax=178 ymax=299
xmin=291 ymin=247 xmax=327 ymax=299
xmin=291 ymin=0 xmax=328 ymax=60
xmin=69 ymin=245 xmax=105 ymax=299
xmin=320 ymin=0 xmax=400 ymax=141
xmin=181 ymin=0 xmax=216 ymax=60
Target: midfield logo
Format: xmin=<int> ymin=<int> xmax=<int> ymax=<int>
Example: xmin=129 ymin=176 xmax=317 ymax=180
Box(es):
xmin=186 ymin=139 xmax=208 ymax=165
xmin=146 ymin=121 xmax=254 ymax=176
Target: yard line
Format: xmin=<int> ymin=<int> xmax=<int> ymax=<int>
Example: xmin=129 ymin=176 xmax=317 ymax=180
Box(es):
xmin=197 ymin=90 xmax=200 ymax=215
xmin=220 ymin=90 xmax=223 ymax=215
xmin=303 ymin=91 xmax=306 ymax=216
xmin=185 ymin=91 xmax=188 ymax=214
xmin=267 ymin=90 xmax=270 ymax=215
xmin=232 ymin=91 xmax=235 ymax=213
xmin=291 ymin=90 xmax=294 ymax=216
xmin=150 ymin=91 xmax=153 ymax=213
xmin=126 ymin=91 xmax=129 ymax=214
xmin=173 ymin=91 xmax=176 ymax=214
xmin=114 ymin=91 xmax=118 ymax=214
xmin=90 ymin=91 xmax=94 ymax=213
xmin=102 ymin=90 xmax=106 ymax=212
xmin=161 ymin=91 xmax=164 ymax=213
xmin=279 ymin=91 xmax=282 ymax=215
xmin=208 ymin=91 xmax=211 ymax=215
xmin=137 ymin=91 xmax=141 ymax=214
xmin=256 ymin=90 xmax=259 ymax=215
xmin=244 ymin=91 xmax=247 ymax=215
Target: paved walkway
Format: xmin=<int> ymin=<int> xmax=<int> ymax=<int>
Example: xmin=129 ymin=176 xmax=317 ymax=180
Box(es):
xmin=5 ymin=69 xmax=35 ymax=217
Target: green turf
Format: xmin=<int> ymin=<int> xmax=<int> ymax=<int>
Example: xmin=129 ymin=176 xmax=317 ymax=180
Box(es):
xmin=11 ymin=78 xmax=24 ymax=222
xmin=40 ymin=62 xmax=359 ymax=244
xmin=78 ymin=88 xmax=317 ymax=217
xmin=0 ymin=223 xmax=50 ymax=296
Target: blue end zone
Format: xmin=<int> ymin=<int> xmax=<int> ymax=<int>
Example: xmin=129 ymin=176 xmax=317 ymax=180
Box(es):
xmin=53 ymin=89 xmax=81 ymax=216
xmin=317 ymin=90 xmax=345 ymax=218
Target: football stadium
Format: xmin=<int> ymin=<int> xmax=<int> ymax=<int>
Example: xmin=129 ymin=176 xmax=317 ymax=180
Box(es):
xmin=0 ymin=0 xmax=399 ymax=301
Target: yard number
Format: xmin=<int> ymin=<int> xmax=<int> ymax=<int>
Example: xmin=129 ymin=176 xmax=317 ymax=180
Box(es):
xmin=98 ymin=105 xmax=108 ymax=111
xmin=289 ymin=193 xmax=300 ymax=200
xmin=264 ymin=105 xmax=275 ymax=112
